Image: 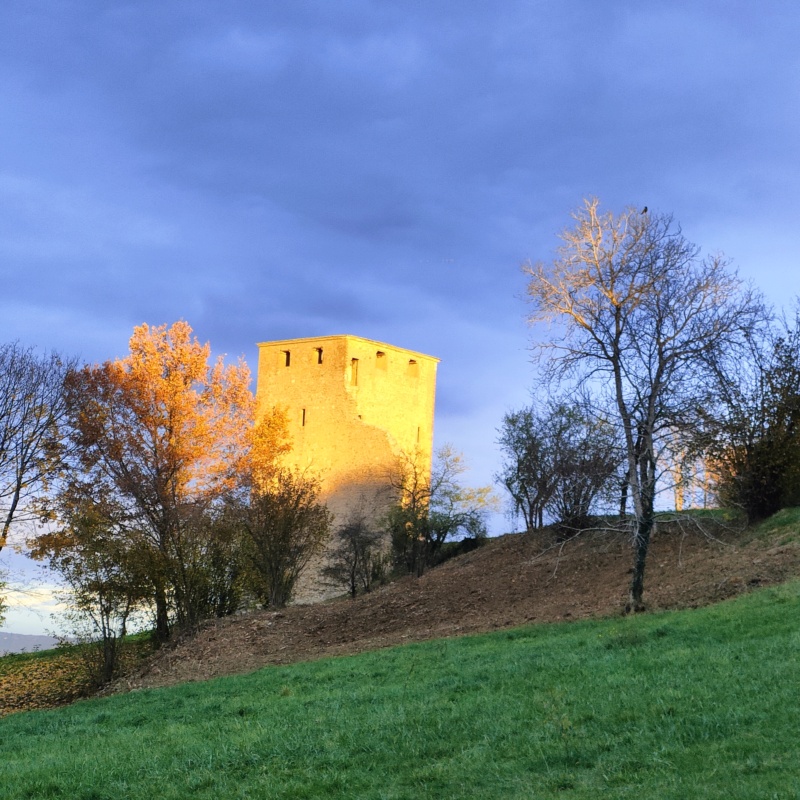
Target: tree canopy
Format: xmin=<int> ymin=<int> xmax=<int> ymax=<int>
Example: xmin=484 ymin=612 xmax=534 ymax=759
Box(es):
xmin=703 ymin=312 xmax=800 ymax=520
xmin=45 ymin=321 xmax=261 ymax=638
xmin=497 ymin=398 xmax=620 ymax=531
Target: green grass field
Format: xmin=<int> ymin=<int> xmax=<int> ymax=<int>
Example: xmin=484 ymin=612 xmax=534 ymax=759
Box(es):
xmin=2 ymin=582 xmax=799 ymax=799
xmin=751 ymin=507 xmax=800 ymax=544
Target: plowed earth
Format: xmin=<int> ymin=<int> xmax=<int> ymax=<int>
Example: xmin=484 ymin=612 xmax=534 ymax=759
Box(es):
xmin=117 ymin=522 xmax=800 ymax=693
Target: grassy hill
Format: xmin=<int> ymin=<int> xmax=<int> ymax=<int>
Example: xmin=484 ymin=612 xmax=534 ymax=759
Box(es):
xmin=121 ymin=512 xmax=800 ymax=691
xmin=2 ymin=512 xmax=800 ymax=797
xmin=1 ymin=580 xmax=799 ymax=798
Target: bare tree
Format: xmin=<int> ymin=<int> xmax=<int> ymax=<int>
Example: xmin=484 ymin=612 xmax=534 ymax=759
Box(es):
xmin=525 ymin=199 xmax=762 ymax=610
xmin=323 ymin=514 xmax=385 ymax=598
xmin=0 ymin=343 xmax=73 ymax=554
xmin=547 ymin=402 xmax=621 ymax=528
xmin=388 ymin=446 xmax=494 ymax=576
xmin=496 ymin=406 xmax=556 ymax=531
xmin=497 ymin=399 xmax=620 ymax=531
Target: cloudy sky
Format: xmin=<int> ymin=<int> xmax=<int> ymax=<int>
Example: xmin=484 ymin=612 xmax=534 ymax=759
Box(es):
xmin=2 ymin=2 xmax=799 ymax=632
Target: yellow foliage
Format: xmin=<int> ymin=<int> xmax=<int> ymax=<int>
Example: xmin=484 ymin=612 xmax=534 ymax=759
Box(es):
xmin=0 ymin=638 xmax=155 ymax=716
xmin=0 ymin=650 xmax=91 ymax=716
xmin=111 ymin=320 xmax=256 ymax=497
xmin=249 ymin=406 xmax=293 ymax=493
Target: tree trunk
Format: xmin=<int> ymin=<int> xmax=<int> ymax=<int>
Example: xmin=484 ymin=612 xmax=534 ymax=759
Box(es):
xmin=101 ymin=637 xmax=117 ymax=684
xmin=618 ymin=476 xmax=629 ymax=518
xmin=0 ymin=484 xmax=22 ymax=554
xmin=154 ymin=587 xmax=170 ymax=643
xmin=627 ymin=513 xmax=653 ymax=613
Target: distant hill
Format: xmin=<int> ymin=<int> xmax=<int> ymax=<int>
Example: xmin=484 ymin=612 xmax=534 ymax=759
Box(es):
xmin=0 ymin=632 xmax=60 ymax=656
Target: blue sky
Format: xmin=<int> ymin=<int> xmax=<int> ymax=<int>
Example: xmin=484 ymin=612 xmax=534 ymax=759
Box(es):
xmin=2 ymin=2 xmax=799 ymax=632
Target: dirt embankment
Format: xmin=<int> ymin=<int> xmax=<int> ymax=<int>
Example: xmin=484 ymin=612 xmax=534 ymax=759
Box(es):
xmin=118 ymin=523 xmax=800 ymax=692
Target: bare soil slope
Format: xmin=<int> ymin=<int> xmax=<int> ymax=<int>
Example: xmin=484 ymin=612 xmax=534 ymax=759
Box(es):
xmin=120 ymin=523 xmax=800 ymax=692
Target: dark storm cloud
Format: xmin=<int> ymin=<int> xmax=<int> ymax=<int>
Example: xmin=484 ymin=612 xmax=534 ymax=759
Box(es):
xmin=0 ymin=0 xmax=799 ymax=508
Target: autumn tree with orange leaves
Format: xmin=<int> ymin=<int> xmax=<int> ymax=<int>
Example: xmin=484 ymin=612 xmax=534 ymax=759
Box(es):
xmin=36 ymin=321 xmax=288 ymax=641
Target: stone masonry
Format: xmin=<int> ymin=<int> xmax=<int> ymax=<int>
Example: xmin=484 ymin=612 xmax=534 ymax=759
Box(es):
xmin=255 ymin=334 xmax=439 ymax=600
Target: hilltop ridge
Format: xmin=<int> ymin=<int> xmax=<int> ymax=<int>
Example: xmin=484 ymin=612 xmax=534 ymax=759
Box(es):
xmin=118 ymin=518 xmax=800 ymax=693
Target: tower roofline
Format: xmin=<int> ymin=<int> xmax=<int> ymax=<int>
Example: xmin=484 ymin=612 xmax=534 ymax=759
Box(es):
xmin=256 ymin=334 xmax=440 ymax=363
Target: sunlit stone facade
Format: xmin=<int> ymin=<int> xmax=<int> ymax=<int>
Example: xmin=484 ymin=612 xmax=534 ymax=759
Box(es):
xmin=255 ymin=334 xmax=439 ymax=599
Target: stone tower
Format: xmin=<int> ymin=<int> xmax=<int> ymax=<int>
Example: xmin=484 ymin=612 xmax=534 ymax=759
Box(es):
xmin=255 ymin=334 xmax=439 ymax=533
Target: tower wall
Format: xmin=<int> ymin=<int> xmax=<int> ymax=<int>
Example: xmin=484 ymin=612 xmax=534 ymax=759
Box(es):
xmin=255 ymin=335 xmax=439 ymax=599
